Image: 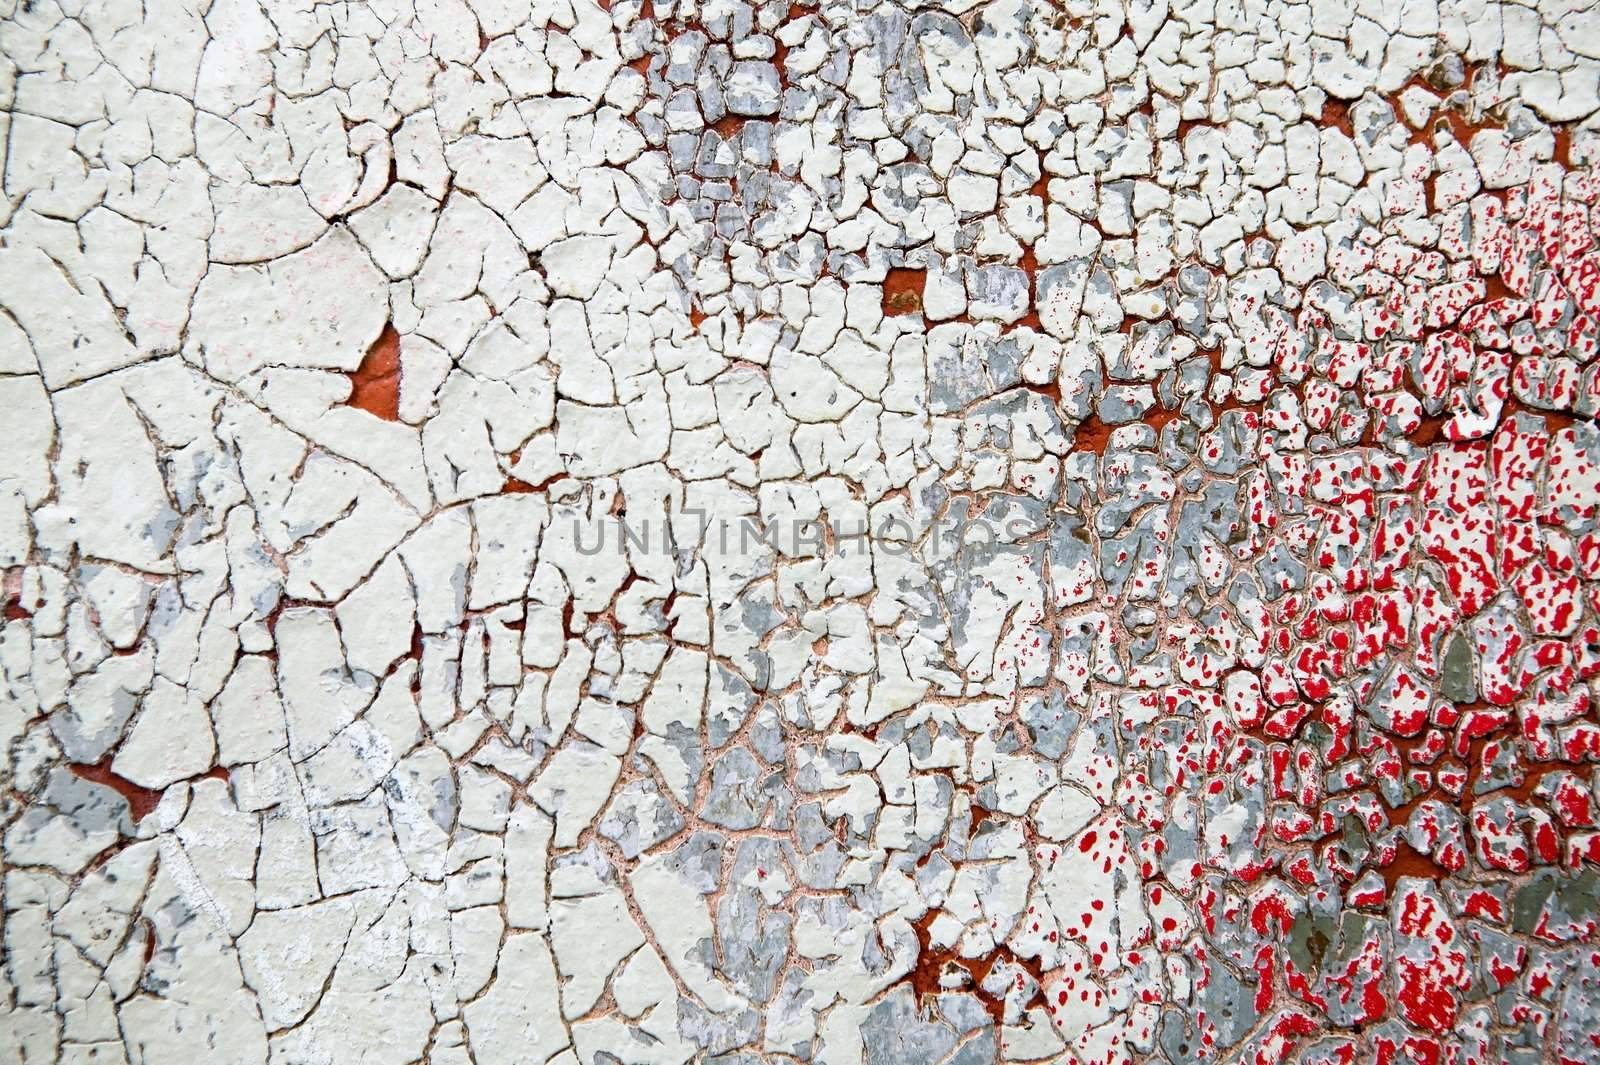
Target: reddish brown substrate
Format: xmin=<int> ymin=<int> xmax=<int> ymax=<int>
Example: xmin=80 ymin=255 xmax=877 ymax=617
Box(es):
xmin=711 ymin=114 xmax=745 ymax=139
xmin=1319 ymin=96 xmax=1355 ymax=138
xmin=1379 ymin=842 xmax=1454 ymax=890
xmin=1014 ymin=243 xmax=1044 ymax=333
xmin=346 ymin=323 xmax=403 ymax=422
xmin=70 ymin=756 xmax=164 ymax=822
xmin=1069 ymin=414 xmax=1115 ymax=455
xmin=904 ymin=907 xmax=1048 ymax=1024
xmin=882 ymin=268 xmax=927 ymax=316
xmin=1020 ymin=380 xmax=1062 ymax=405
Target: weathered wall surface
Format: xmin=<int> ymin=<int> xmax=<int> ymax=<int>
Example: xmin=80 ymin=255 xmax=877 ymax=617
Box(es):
xmin=2 ymin=0 xmax=1599 ymax=1062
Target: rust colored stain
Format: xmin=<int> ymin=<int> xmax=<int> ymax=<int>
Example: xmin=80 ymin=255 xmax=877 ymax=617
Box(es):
xmin=1066 ymin=394 xmax=1177 ymax=447
xmin=902 ymin=894 xmax=1047 ymax=1024
xmin=1379 ymin=842 xmax=1454 ymax=891
xmin=1553 ymin=126 xmax=1574 ymax=167
xmin=1377 ymin=695 xmax=1564 ymax=841
xmin=1212 ymin=391 xmax=1258 ymax=417
xmin=1479 ymin=260 xmax=1515 ymax=303
xmin=1406 ymin=411 xmax=1451 ymax=447
xmin=834 ymin=716 xmax=882 ymax=743
xmin=408 ymin=623 xmax=425 ymax=694
xmin=346 ymin=323 xmax=403 ymax=422
xmin=1395 ymin=63 xmax=1515 ymax=180
xmin=503 ymin=471 xmax=570 ymax=494
xmin=1014 ymin=243 xmax=1044 ymax=333
xmin=1020 ymin=379 xmax=1062 ymax=405
xmin=1142 ymin=404 xmax=1182 ymax=434
xmin=1208 ymin=348 xmax=1265 ymax=420
xmin=1428 ymin=106 xmax=1488 ymax=157
xmin=1069 ymin=414 xmax=1114 ymax=455
xmin=1029 ymin=167 xmax=1050 ymax=203
xmin=1319 ymin=96 xmax=1355 ymax=138
xmin=1503 ymin=398 xmax=1579 ymax=434
xmin=70 ymin=756 xmax=164 ymax=822
xmin=904 ymin=910 xmax=956 ymax=1001
xmin=711 ymin=113 xmax=745 ymax=140
xmin=882 ymin=268 xmax=926 ymax=316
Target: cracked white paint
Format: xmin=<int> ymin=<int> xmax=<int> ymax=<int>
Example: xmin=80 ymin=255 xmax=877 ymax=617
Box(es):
xmin=4 ymin=0 xmax=1600 ymax=1063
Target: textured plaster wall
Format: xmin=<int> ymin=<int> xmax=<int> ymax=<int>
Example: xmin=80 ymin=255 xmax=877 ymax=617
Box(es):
xmin=2 ymin=0 xmax=1600 ymax=1062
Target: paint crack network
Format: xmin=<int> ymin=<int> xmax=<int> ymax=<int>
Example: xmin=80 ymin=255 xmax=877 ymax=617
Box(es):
xmin=1 ymin=0 xmax=1599 ymax=1062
